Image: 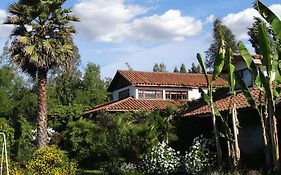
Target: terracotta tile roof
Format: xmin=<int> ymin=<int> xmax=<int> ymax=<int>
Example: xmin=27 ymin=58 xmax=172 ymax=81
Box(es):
xmin=83 ymin=97 xmax=182 ymax=116
xmin=108 ymin=70 xmax=227 ymax=92
xmin=182 ymin=89 xmax=263 ymax=117
xmin=232 ymin=53 xmax=261 ymax=64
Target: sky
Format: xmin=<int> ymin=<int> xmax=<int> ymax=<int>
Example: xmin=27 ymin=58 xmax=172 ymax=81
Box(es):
xmin=0 ymin=0 xmax=281 ymax=78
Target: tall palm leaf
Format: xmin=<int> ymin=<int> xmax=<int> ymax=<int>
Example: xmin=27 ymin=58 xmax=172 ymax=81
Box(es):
xmin=5 ymin=0 xmax=79 ymax=147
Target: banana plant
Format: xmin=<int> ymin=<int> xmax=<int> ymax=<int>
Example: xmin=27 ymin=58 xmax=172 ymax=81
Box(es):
xmin=197 ymin=54 xmax=222 ymax=168
xmin=236 ymin=0 xmax=281 ymax=172
xmin=227 ymin=48 xmax=240 ymax=167
xmin=197 ymin=39 xmax=227 ymax=168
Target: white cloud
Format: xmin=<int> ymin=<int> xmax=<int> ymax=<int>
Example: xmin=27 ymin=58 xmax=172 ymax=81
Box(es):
xmin=74 ymin=0 xmax=203 ymax=43
xmin=0 ymin=10 xmax=12 ymax=39
xmin=100 ymin=35 xmax=209 ymax=78
xmin=73 ymin=0 xmax=148 ymax=42
xmin=129 ymin=10 xmax=203 ymax=42
xmin=222 ymin=4 xmax=281 ymax=40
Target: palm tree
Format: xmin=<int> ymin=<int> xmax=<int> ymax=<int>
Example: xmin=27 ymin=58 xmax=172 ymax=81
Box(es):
xmin=5 ymin=0 xmax=79 ymax=148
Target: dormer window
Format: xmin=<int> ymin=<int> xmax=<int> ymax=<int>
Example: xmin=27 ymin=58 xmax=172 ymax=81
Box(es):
xmin=119 ymin=89 xmax=130 ymax=100
xmin=237 ymin=69 xmax=252 ymax=87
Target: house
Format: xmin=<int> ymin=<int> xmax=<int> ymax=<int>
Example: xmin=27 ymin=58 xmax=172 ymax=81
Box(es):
xmin=178 ymin=53 xmax=280 ymax=168
xmin=83 ymin=70 xmax=227 ymax=116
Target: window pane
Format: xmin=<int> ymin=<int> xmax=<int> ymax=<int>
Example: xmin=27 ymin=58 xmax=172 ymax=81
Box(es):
xmin=119 ymin=89 xmax=129 ymax=99
xmin=243 ymin=69 xmax=252 ymax=87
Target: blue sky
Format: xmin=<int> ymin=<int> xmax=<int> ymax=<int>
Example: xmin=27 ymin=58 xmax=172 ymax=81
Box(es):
xmin=1 ymin=0 xmax=281 ymax=78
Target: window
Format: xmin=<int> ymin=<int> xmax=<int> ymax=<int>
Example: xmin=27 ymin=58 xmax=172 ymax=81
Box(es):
xmin=118 ymin=89 xmax=130 ymax=99
xmin=138 ymin=90 xmax=163 ymax=99
xmin=238 ymin=69 xmax=252 ymax=87
xmin=165 ymin=91 xmax=187 ymax=100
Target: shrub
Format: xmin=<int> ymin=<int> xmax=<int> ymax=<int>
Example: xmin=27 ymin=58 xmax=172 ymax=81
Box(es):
xmin=27 ymin=145 xmax=77 ymax=175
xmin=9 ymin=161 xmax=26 ymax=175
xmin=184 ymin=136 xmax=216 ymax=174
xmin=117 ymin=162 xmax=143 ymax=175
xmin=139 ymin=141 xmax=180 ymax=174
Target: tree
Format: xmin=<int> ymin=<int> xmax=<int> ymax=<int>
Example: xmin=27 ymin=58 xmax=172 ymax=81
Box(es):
xmin=173 ymin=66 xmax=179 ymax=73
xmin=180 ymin=63 xmax=187 ymax=73
xmin=5 ymin=0 xmax=79 ymax=147
xmin=188 ymin=63 xmax=202 ymax=73
xmin=248 ymin=17 xmax=279 ymax=54
xmin=75 ymin=63 xmax=108 ymax=107
xmin=153 ymin=63 xmax=167 ymax=72
xmin=205 ymin=19 xmax=238 ymax=69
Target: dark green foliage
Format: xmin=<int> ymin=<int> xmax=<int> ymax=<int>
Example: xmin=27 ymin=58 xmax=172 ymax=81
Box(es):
xmin=180 ymin=63 xmax=187 ymax=73
xmin=173 ymin=66 xmax=179 ymax=73
xmin=188 ymin=63 xmax=202 ymax=73
xmin=247 ymin=17 xmax=278 ymax=54
xmin=13 ymin=116 xmax=36 ymax=164
xmin=61 ymin=109 xmax=178 ymax=171
xmin=205 ymin=19 xmax=238 ymax=69
xmin=0 ymin=60 xmax=37 ymax=164
xmin=153 ymin=63 xmax=167 ymax=72
xmin=75 ymin=63 xmax=108 ymax=107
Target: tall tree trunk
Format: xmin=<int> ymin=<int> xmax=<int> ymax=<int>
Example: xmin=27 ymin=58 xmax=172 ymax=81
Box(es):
xmin=37 ymin=70 xmax=48 ymax=148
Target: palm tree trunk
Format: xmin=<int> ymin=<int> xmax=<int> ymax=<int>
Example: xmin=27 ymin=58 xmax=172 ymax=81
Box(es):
xmin=37 ymin=70 xmax=48 ymax=148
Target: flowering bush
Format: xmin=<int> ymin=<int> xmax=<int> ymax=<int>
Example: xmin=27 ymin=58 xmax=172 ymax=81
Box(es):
xmin=117 ymin=162 xmax=143 ymax=175
xmin=140 ymin=141 xmax=180 ymax=175
xmin=27 ymin=145 xmax=77 ymax=175
xmin=32 ymin=128 xmax=56 ymax=142
xmin=184 ymin=135 xmax=216 ymax=174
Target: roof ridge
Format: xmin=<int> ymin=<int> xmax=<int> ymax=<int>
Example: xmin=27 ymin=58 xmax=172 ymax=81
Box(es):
xmin=117 ymin=69 xmax=211 ymax=75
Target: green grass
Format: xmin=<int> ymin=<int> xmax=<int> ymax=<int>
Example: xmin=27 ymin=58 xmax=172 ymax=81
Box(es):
xmin=78 ymin=169 xmax=106 ymax=175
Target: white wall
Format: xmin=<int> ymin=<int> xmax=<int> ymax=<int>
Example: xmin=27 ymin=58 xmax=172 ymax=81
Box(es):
xmin=188 ymin=88 xmax=207 ymax=101
xmin=112 ymin=85 xmax=135 ymax=101
xmin=112 ymin=86 xmax=207 ymax=101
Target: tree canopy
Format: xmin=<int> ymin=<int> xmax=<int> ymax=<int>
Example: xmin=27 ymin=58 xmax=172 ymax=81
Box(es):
xmin=205 ymin=19 xmax=238 ymax=69
xmin=188 ymin=63 xmax=202 ymax=73
xmin=153 ymin=63 xmax=167 ymax=72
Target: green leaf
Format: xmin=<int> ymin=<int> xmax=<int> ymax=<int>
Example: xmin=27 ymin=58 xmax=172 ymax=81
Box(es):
xmin=31 ymin=54 xmax=39 ymax=63
xmin=254 ymin=0 xmax=281 ymax=40
xmin=199 ymin=88 xmax=211 ymax=106
xmin=238 ymin=42 xmax=253 ymax=68
xmin=212 ymin=39 xmax=225 ymax=81
xmin=43 ymin=40 xmax=51 ymax=49
xmin=238 ymin=41 xmax=261 ymax=87
xmin=257 ymin=23 xmax=272 ymax=74
xmin=19 ymin=36 xmax=28 ymax=44
xmin=24 ymin=45 xmax=35 ymax=55
xmin=274 ymin=75 xmax=281 ymax=97
xmin=197 ymin=53 xmax=209 ymax=85
xmin=259 ymin=69 xmax=272 ymax=99
xmin=235 ymin=71 xmax=259 ymax=110
xmin=272 ymin=47 xmax=279 ymax=79
xmin=214 ymin=107 xmax=222 ymax=118
xmin=227 ymin=48 xmax=235 ymax=92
